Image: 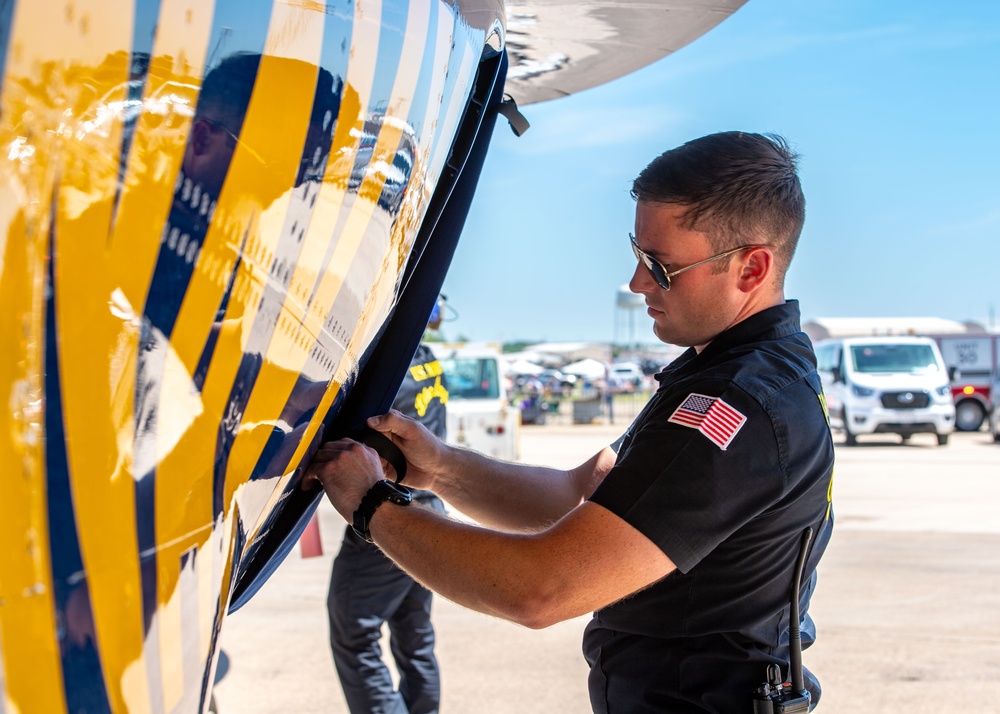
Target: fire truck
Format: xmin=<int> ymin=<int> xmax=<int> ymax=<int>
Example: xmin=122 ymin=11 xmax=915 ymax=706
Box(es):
xmin=925 ymin=334 xmax=999 ymax=431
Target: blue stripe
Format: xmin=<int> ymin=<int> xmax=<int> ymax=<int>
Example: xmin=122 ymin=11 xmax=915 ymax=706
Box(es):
xmin=45 ymin=210 xmax=113 ymax=714
xmin=0 ymin=0 xmax=16 ymax=87
xmin=111 ymin=0 xmax=161 ymax=226
xmin=337 ymin=0 xmax=408 ymax=204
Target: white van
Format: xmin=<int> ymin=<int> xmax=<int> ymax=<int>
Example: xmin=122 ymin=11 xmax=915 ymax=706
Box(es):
xmin=431 ymin=343 xmax=520 ymax=460
xmin=814 ymin=336 xmax=955 ymax=446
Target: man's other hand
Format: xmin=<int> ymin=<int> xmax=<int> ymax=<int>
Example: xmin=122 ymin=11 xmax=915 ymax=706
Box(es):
xmin=305 ymin=439 xmax=386 ymax=522
xmin=368 ymin=409 xmax=446 ymax=492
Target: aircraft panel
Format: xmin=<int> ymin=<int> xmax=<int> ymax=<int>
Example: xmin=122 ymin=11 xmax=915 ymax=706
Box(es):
xmin=0 ymin=0 xmax=499 ymax=709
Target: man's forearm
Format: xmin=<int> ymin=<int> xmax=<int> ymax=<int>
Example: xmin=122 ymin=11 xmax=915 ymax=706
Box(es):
xmin=429 ymin=444 xmax=583 ymax=531
xmin=365 ymin=494 xmax=673 ymax=630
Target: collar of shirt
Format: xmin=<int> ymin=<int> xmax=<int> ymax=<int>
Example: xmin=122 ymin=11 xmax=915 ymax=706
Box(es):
xmin=654 ymin=300 xmax=803 ymax=390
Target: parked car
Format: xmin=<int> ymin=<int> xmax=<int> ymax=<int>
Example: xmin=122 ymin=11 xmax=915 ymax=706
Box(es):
xmin=608 ymin=362 xmax=645 ymax=390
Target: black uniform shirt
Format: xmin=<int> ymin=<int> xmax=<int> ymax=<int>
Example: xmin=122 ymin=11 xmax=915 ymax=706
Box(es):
xmin=585 ymin=300 xmax=834 ymax=714
xmin=393 ymin=343 xmax=448 ymax=502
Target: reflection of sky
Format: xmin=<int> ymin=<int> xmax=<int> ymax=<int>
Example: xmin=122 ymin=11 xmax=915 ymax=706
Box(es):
xmin=318 ymin=0 xmax=354 ymax=85
xmin=132 ymin=0 xmax=275 ymax=76
xmin=205 ymin=0 xmax=274 ymax=69
xmin=132 ymin=0 xmax=161 ymax=57
xmin=405 ymin=0 xmax=439 ymax=140
xmin=369 ymin=0 xmax=409 ymax=115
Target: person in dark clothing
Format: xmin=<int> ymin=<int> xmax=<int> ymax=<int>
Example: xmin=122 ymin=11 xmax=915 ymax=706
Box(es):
xmin=327 ymin=301 xmax=449 ymax=714
xmin=306 ymin=132 xmax=834 ymax=713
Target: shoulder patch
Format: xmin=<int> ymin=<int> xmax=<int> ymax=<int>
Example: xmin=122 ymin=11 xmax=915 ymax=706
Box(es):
xmin=668 ymin=393 xmax=747 ymax=451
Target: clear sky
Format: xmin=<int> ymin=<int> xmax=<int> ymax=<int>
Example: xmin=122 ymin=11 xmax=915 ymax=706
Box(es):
xmin=439 ymin=0 xmax=1000 ymax=346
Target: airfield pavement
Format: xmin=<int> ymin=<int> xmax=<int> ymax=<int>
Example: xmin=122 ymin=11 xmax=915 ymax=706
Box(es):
xmin=212 ymin=420 xmax=1000 ymax=713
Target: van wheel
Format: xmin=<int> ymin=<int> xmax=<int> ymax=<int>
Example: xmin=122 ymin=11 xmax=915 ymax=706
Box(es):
xmin=842 ymin=412 xmax=857 ymax=446
xmin=900 ymin=434 xmax=911 ymax=443
xmin=936 ymin=433 xmax=950 ymax=446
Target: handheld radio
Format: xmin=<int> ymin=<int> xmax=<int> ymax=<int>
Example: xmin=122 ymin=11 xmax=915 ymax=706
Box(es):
xmin=752 ymin=527 xmax=814 ymax=713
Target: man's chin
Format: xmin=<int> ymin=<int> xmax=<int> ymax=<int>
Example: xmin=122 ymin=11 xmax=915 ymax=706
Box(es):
xmin=652 ymin=322 xmax=697 ymax=349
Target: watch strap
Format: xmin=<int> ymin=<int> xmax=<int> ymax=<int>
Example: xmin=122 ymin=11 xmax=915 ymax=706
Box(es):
xmin=352 ymin=479 xmax=412 ymax=542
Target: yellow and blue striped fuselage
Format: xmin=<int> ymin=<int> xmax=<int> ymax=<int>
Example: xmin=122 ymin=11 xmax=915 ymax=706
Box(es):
xmin=0 ymin=0 xmax=503 ymax=711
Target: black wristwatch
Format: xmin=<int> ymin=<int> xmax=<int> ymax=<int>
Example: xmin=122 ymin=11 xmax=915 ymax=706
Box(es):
xmin=352 ymin=479 xmax=412 ymax=543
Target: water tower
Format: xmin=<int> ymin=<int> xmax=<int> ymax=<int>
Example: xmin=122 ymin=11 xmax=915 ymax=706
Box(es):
xmin=614 ymin=284 xmax=646 ymax=350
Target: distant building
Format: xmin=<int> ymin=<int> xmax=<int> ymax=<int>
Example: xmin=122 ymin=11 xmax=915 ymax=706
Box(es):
xmin=803 ymin=317 xmax=987 ymax=343
xmin=523 ymin=341 xmax=612 ymax=364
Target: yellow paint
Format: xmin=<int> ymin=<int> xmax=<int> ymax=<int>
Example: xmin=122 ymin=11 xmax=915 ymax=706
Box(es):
xmin=0 ymin=87 xmax=66 ymax=714
xmin=3 ymin=0 xmax=155 ymax=711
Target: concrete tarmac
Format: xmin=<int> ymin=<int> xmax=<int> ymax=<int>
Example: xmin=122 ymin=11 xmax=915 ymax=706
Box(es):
xmin=212 ymin=423 xmax=1000 ymax=713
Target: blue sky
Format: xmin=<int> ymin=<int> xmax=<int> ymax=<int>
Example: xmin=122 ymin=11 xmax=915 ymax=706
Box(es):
xmin=439 ymin=0 xmax=1000 ymax=345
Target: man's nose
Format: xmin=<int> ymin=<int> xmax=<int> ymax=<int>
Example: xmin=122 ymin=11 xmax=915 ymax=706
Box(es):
xmin=629 ymin=261 xmax=656 ymax=294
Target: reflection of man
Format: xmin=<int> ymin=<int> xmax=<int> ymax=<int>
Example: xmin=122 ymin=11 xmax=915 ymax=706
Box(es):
xmin=327 ymin=300 xmax=449 ymax=714
xmin=307 ymin=133 xmax=834 ymax=713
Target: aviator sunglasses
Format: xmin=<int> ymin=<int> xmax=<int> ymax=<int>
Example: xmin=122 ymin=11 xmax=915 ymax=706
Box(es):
xmin=629 ymin=233 xmax=765 ymax=291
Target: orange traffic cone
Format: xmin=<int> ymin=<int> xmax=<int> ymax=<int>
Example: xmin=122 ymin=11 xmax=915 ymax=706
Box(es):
xmin=299 ymin=513 xmax=323 ymax=558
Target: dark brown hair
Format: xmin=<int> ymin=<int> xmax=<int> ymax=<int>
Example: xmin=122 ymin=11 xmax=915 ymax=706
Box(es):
xmin=631 ymin=132 xmax=805 ymax=282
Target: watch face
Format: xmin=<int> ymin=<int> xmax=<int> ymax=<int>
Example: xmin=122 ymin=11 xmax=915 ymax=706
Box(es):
xmin=376 ymin=479 xmax=412 ymax=505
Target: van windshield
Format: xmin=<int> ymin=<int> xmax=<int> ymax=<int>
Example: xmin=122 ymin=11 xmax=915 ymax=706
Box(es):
xmin=439 ymin=357 xmax=500 ymax=399
xmin=849 ymin=344 xmax=940 ymax=374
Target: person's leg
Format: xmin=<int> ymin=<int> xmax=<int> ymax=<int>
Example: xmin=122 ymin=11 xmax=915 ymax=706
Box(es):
xmin=387 ymin=578 xmax=439 ymax=714
xmin=386 ymin=497 xmax=445 ymax=714
xmin=328 ymin=529 xmax=411 ymax=714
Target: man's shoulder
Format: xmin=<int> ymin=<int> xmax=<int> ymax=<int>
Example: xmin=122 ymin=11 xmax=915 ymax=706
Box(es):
xmin=699 ymin=331 xmax=817 ymax=404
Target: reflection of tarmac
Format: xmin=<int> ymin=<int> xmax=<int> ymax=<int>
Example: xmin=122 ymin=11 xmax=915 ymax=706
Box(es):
xmin=212 ymin=426 xmax=1000 ymax=713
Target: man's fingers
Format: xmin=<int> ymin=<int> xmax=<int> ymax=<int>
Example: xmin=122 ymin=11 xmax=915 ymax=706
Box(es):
xmin=313 ymin=438 xmax=362 ymax=458
xmin=369 ymin=409 xmax=417 ymax=441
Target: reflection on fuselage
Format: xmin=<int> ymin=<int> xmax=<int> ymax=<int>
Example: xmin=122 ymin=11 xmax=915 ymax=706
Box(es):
xmin=0 ymin=0 xmax=495 ymax=711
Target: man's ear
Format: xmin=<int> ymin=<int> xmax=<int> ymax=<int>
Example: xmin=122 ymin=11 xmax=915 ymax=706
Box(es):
xmin=190 ymin=118 xmax=212 ymax=157
xmin=737 ymin=246 xmax=773 ymax=293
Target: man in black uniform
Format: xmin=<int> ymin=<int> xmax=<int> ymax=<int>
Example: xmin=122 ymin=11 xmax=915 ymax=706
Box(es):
xmin=307 ymin=132 xmax=834 ymax=713
xmin=327 ymin=301 xmax=449 ymax=714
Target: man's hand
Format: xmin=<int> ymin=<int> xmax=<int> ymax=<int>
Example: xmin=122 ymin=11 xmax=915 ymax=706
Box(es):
xmin=305 ymin=439 xmax=386 ymax=522
xmin=367 ymin=409 xmax=447 ymax=491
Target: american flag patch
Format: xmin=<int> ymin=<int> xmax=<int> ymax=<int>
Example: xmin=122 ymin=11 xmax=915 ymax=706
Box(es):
xmin=668 ymin=393 xmax=747 ymax=450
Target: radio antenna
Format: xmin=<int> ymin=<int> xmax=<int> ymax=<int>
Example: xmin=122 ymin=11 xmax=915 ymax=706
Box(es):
xmin=788 ymin=527 xmax=813 ymax=694
xmin=752 ymin=526 xmax=814 ymax=713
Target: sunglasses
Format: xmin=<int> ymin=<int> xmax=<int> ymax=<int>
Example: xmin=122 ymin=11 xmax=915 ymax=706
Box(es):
xmin=629 ymin=233 xmax=764 ymax=291
xmin=200 ymin=117 xmax=268 ymax=165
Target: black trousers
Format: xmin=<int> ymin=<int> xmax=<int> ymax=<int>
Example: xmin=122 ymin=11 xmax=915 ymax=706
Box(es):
xmin=327 ymin=497 xmax=445 ymax=714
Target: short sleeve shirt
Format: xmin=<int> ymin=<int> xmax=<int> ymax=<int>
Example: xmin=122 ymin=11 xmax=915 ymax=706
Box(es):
xmin=584 ymin=301 xmax=835 ymax=714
